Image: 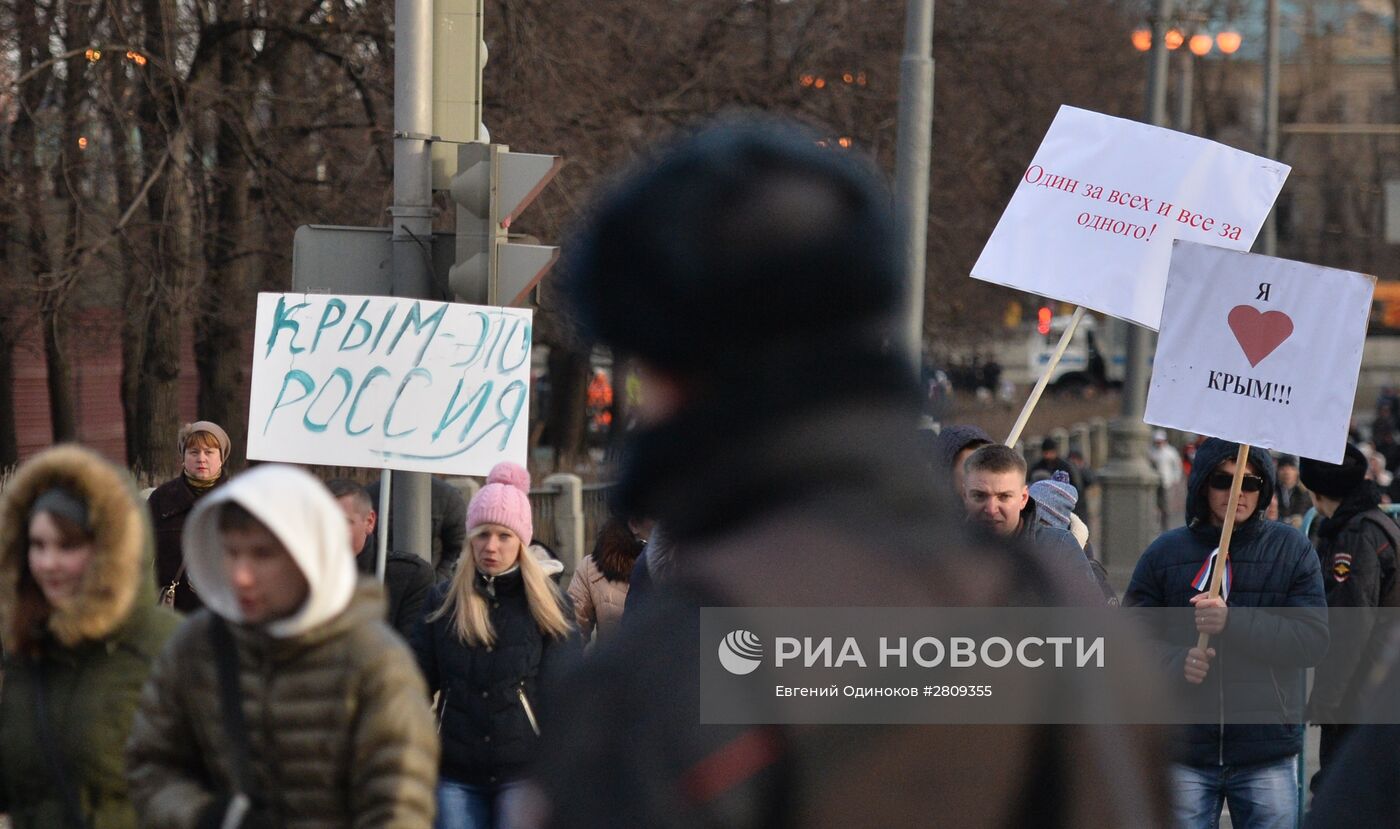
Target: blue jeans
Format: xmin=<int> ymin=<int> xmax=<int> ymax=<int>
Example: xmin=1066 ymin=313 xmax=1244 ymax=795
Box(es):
xmin=1172 ymin=756 xmax=1298 ymax=829
xmin=435 ymin=779 xmax=527 ymax=829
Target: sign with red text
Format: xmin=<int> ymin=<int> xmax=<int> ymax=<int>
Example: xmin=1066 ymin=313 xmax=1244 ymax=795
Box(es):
xmin=247 ymin=292 xmax=532 ymax=475
xmin=971 ymin=106 xmax=1289 ymax=330
xmin=1145 ymin=241 xmax=1373 ymax=463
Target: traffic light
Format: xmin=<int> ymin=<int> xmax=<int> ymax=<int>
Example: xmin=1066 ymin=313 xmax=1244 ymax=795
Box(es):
xmin=1037 ymin=306 xmax=1052 ymax=335
xmin=448 ymin=142 xmax=562 ymax=306
xmin=431 ymin=0 xmax=488 ymax=189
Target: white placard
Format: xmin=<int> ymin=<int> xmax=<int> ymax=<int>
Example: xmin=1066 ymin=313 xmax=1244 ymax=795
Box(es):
xmin=247 ymin=292 xmax=532 ymax=475
xmin=1145 ymin=241 xmax=1374 ymax=464
xmin=971 ymin=106 xmax=1290 ymax=330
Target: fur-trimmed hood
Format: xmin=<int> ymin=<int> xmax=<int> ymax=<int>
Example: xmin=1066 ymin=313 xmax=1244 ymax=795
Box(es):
xmin=0 ymin=444 xmax=156 ymax=649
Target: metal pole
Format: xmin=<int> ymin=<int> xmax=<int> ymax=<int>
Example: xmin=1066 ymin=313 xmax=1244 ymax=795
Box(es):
xmin=1175 ymin=51 xmax=1193 ymax=133
xmin=390 ymin=0 xmax=434 ymax=562
xmin=894 ymin=0 xmax=934 ymax=367
xmin=376 ymin=471 xmax=392 ymax=581
xmin=1260 ymin=0 xmax=1281 ymax=257
xmin=1099 ymin=0 xmax=1175 ymax=566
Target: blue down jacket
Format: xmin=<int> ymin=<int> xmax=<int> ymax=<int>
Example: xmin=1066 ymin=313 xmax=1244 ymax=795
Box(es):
xmin=1124 ymin=438 xmax=1327 ymax=767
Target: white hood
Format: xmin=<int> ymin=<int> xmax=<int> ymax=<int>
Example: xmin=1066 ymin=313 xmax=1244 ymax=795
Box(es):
xmin=184 ymin=464 xmax=357 ymax=638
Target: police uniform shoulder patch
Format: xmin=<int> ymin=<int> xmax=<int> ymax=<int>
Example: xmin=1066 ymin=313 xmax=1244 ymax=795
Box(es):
xmin=1332 ymin=552 xmax=1353 ymax=583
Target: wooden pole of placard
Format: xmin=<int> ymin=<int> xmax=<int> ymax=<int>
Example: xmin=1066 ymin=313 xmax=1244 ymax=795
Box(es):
xmin=1005 ymin=306 xmax=1087 ymax=446
xmin=1196 ymin=442 xmax=1251 ymax=651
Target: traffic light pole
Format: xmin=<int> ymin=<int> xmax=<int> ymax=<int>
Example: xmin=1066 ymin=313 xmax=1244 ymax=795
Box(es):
xmin=385 ymin=0 xmax=435 ymax=565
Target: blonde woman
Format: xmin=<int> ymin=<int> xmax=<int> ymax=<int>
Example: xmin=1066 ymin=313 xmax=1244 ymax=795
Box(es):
xmin=411 ymin=462 xmax=580 ymax=829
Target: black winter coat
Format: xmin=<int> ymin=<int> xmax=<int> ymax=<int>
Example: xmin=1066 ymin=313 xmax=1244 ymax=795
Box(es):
xmin=1307 ymin=484 xmax=1400 ymax=722
xmin=356 ymin=541 xmax=435 ymax=642
xmin=1125 ymin=439 xmax=1328 ymax=767
xmin=147 ymin=473 xmax=227 ymax=612
xmin=411 ymin=569 xmax=579 ymax=786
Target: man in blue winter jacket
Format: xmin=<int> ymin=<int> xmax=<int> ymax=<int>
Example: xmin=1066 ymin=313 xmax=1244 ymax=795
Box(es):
xmin=1125 ymin=438 xmax=1327 ymax=829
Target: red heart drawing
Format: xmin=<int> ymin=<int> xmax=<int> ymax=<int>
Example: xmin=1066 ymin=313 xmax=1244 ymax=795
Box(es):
xmin=1227 ymin=305 xmax=1294 ymax=367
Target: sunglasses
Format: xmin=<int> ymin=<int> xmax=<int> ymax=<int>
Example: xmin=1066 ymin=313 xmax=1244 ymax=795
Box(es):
xmin=1208 ymin=472 xmax=1264 ymax=493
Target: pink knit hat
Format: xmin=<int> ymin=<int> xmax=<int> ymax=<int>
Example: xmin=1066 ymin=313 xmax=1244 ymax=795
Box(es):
xmin=467 ymin=462 xmax=533 ymax=546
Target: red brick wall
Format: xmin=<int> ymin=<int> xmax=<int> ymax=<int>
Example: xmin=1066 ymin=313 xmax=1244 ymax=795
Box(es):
xmin=13 ymin=308 xmax=201 ymax=465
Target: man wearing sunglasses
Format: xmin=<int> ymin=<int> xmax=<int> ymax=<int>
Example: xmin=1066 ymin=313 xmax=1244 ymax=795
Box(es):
xmin=1125 ymin=438 xmax=1327 ymax=829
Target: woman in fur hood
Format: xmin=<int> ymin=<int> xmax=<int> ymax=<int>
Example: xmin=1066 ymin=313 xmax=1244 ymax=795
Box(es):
xmin=0 ymin=445 xmax=180 ymax=829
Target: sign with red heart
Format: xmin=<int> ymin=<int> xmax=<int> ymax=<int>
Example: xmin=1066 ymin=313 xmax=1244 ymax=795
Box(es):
xmin=1145 ymin=240 xmax=1374 ymax=464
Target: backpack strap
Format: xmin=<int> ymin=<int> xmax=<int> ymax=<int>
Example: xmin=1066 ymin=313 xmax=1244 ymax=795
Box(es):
xmin=208 ymin=617 xmax=260 ymax=817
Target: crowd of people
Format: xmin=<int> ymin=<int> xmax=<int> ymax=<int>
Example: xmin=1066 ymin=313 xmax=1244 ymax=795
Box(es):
xmin=0 ymin=116 xmax=1397 ymax=829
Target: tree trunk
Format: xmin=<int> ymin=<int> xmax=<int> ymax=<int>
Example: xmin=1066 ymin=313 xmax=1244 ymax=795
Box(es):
xmin=103 ymin=41 xmax=148 ymax=468
xmin=194 ymin=0 xmax=253 ymax=467
xmin=126 ymin=0 xmax=186 ymax=477
xmin=40 ymin=309 xmax=79 ymax=442
xmin=39 ymin=1 xmax=94 ymax=444
xmin=545 ymin=346 xmax=591 ymax=470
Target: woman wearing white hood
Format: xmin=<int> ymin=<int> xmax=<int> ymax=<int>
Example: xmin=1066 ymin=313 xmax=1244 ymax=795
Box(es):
xmin=125 ymin=464 xmax=440 ymax=829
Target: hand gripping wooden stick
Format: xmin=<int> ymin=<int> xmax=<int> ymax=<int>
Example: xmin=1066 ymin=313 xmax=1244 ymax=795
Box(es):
xmin=1196 ymin=442 xmax=1251 ymax=651
xmin=1006 ymin=306 xmax=1086 ymax=447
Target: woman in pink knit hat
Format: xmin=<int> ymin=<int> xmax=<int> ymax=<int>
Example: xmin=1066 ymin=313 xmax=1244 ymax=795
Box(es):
xmin=410 ymin=462 xmax=580 ymax=829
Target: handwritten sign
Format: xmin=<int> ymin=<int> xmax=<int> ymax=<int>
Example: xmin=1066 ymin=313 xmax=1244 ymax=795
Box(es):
xmin=247 ymin=293 xmax=532 ymax=475
xmin=1145 ymin=241 xmax=1374 ymax=463
xmin=971 ymin=106 xmax=1290 ymax=330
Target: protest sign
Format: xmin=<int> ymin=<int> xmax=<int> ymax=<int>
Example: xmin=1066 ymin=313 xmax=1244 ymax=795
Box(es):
xmin=247 ymin=292 xmax=532 ymax=475
xmin=1144 ymin=240 xmax=1374 ymax=464
xmin=971 ymin=106 xmax=1290 ymax=330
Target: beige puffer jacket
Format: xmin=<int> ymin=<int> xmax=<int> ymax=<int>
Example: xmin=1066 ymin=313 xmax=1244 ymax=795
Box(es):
xmin=567 ymin=555 xmax=630 ymax=643
xmin=125 ymin=580 xmax=439 ymax=828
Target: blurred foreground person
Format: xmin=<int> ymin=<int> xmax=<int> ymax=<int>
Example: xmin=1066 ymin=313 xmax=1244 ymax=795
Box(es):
xmin=532 ymin=116 xmax=1171 ymax=828
xmin=126 ymin=464 xmax=438 ymax=828
xmin=0 ymin=446 xmax=180 ymax=829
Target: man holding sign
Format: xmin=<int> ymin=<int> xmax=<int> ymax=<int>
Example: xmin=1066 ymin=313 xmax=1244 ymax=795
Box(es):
xmin=1125 ymin=440 xmax=1326 ymax=828
xmin=1128 ymin=239 xmax=1375 ymax=827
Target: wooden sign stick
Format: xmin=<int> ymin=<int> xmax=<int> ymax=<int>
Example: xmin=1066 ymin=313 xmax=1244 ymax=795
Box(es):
xmin=1005 ymin=305 xmax=1087 ymax=446
xmin=1196 ymin=442 xmax=1251 ymax=651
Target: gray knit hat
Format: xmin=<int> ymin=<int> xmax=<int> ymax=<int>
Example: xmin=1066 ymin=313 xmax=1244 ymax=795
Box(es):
xmin=1029 ymin=476 xmax=1079 ymax=529
xmin=179 ymin=420 xmax=231 ymax=461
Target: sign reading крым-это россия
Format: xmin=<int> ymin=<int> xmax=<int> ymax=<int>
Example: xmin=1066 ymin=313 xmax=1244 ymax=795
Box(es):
xmin=247 ymin=292 xmax=531 ymax=475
